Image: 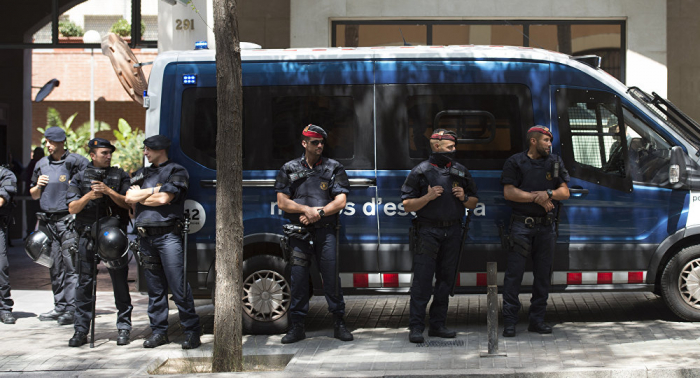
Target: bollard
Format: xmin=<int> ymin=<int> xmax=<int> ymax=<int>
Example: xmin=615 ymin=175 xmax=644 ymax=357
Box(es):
xmin=481 ymin=261 xmax=506 ymax=357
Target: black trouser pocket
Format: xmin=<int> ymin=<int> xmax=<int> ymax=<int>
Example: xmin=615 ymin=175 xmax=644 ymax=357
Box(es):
xmin=512 ymin=234 xmax=531 ymax=258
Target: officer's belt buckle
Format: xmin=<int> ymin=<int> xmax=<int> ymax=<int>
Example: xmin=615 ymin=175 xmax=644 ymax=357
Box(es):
xmin=524 ymin=217 xmax=535 ymax=228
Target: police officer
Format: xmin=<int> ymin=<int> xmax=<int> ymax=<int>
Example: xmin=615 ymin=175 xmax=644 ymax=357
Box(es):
xmin=66 ymin=138 xmax=132 ymax=347
xmin=401 ymin=129 xmax=478 ymax=343
xmin=125 ymin=135 xmax=201 ymax=349
xmin=30 ymin=127 xmax=89 ymax=325
xmin=501 ymin=125 xmax=570 ymax=337
xmin=0 ymin=167 xmax=17 ymax=324
xmin=275 ymin=124 xmax=353 ymax=344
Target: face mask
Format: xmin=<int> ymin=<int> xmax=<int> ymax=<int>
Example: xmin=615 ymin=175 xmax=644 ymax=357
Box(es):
xmin=429 ymin=151 xmax=455 ymax=167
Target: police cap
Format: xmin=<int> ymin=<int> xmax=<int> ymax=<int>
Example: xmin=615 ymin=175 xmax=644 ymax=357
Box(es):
xmin=430 ymin=129 xmax=458 ymax=142
xmin=302 ymin=124 xmax=327 ymax=139
xmin=44 ymin=127 xmax=66 ymax=142
xmin=143 ymin=135 xmax=171 ymax=150
xmin=88 ymin=137 xmax=116 ymax=153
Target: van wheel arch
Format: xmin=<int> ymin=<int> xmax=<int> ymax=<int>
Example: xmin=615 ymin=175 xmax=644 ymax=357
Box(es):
xmin=660 ymin=244 xmax=700 ymax=321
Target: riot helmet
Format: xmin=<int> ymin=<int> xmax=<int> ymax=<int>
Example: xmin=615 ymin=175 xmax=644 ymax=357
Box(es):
xmin=96 ymin=226 xmax=130 ymax=270
xmin=25 ymin=230 xmax=53 ymax=268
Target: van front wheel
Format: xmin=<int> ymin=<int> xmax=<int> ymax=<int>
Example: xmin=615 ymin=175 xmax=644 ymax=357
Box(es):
xmin=660 ymin=245 xmax=700 ymax=321
xmin=242 ymin=254 xmax=291 ymax=334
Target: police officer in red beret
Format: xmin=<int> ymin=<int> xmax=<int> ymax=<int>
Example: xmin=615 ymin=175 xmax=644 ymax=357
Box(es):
xmin=501 ymin=126 xmax=570 ymax=337
xmin=274 ymin=124 xmax=353 ymax=344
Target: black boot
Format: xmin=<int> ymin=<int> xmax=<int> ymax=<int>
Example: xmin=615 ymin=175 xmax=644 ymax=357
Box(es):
xmin=333 ymin=315 xmax=353 ymax=342
xmin=281 ymin=323 xmax=305 ymax=344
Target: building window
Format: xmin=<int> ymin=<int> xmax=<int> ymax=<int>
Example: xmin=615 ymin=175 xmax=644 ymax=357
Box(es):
xmin=332 ymin=20 xmax=625 ymax=82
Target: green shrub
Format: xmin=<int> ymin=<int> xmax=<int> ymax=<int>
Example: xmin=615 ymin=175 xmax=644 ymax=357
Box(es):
xmin=59 ymin=19 xmax=84 ymax=37
xmin=110 ymin=18 xmax=146 ymax=38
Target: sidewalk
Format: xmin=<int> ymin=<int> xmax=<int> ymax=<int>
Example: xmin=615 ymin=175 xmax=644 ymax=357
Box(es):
xmin=3 ymin=242 xmax=700 ymax=377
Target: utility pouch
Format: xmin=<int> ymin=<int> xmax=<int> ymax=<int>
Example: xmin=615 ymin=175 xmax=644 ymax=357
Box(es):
xmin=512 ymin=234 xmax=532 ymax=258
xmin=545 ymin=213 xmax=555 ymax=225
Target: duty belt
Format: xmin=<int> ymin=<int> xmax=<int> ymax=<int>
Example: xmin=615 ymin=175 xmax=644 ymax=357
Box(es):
xmin=511 ymin=214 xmax=553 ymax=227
xmin=137 ymin=224 xmax=179 ymax=237
xmin=46 ymin=212 xmax=70 ymax=221
xmin=415 ymin=219 xmax=461 ymax=228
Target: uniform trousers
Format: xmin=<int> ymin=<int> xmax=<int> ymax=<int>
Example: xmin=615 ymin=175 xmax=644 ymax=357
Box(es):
xmin=74 ymin=235 xmax=132 ymax=333
xmin=0 ymin=227 xmax=12 ymax=314
xmin=140 ymin=232 xmax=200 ymax=335
xmin=45 ymin=215 xmax=78 ymax=313
xmin=502 ymin=220 xmax=556 ymax=325
xmin=288 ymin=226 xmax=345 ymax=324
xmin=409 ymin=223 xmax=462 ymax=331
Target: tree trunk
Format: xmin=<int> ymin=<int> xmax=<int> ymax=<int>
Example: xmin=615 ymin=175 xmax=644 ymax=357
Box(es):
xmin=212 ymin=0 xmax=243 ymax=372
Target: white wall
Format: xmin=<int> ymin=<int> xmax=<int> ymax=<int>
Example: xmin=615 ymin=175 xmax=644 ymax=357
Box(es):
xmin=158 ymin=0 xmax=215 ymax=52
xmin=290 ymin=0 xmax=667 ymax=96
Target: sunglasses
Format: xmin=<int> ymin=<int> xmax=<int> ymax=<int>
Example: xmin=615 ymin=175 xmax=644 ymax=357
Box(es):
xmin=309 ymin=140 xmax=326 ymax=146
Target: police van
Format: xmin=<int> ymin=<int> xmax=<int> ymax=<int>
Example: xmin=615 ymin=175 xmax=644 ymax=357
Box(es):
xmin=141 ymin=42 xmax=700 ymax=334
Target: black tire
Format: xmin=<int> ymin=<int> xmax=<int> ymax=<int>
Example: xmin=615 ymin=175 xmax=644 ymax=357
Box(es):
xmin=241 ymin=254 xmax=291 ymax=335
xmin=660 ymin=245 xmax=700 ymax=321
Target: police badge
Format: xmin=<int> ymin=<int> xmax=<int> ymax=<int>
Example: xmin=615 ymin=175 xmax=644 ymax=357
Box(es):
xmin=546 ymin=172 xmax=553 ymax=181
xmin=59 ymin=175 xmax=67 ymax=182
xmin=320 ymin=181 xmax=329 ymax=190
xmin=452 ymin=181 xmax=459 ymax=188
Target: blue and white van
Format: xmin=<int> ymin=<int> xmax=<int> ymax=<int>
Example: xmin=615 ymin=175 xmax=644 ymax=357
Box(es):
xmin=142 ymin=44 xmax=700 ymax=334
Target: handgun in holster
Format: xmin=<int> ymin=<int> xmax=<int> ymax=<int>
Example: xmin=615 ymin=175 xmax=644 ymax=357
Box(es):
xmin=408 ymin=219 xmax=420 ymax=255
xmin=498 ymin=220 xmax=511 ymax=251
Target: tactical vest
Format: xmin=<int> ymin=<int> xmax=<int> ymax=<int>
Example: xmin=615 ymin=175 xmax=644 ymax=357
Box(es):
xmin=133 ymin=162 xmax=189 ymax=227
xmin=508 ymin=152 xmax=561 ymax=217
xmin=413 ymin=161 xmax=468 ymax=222
xmin=72 ymin=165 xmax=128 ymax=226
xmin=35 ymin=153 xmax=85 ymax=213
xmin=283 ymin=158 xmax=338 ymax=223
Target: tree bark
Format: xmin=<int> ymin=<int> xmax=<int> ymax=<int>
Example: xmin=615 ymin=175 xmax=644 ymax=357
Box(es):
xmin=212 ymin=0 xmax=243 ymax=372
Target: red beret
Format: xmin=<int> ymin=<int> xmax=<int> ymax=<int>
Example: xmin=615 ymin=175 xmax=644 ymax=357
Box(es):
xmin=527 ymin=126 xmax=552 ymax=139
xmin=430 ymin=130 xmax=457 ymax=142
xmin=302 ymin=124 xmax=327 ymax=139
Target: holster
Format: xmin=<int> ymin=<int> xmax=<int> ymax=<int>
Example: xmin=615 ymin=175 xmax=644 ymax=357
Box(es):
xmin=282 ymin=223 xmax=312 ymax=241
xmin=498 ymin=221 xmax=511 ymax=251
xmin=279 ymin=236 xmax=291 ymax=263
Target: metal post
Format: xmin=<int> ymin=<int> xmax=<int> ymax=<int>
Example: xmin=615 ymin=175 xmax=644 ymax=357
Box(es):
xmin=89 ymin=48 xmax=95 ymax=139
xmin=481 ymin=261 xmax=506 ymax=357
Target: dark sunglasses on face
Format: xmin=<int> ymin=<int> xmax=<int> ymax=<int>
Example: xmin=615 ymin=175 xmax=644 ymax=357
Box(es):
xmin=309 ymin=140 xmax=325 ymax=146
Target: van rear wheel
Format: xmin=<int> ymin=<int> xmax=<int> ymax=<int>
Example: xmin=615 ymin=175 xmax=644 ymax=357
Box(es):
xmin=660 ymin=245 xmax=700 ymax=321
xmin=242 ymin=254 xmax=291 ymax=334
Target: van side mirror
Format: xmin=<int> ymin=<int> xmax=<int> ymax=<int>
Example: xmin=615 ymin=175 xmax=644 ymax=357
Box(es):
xmin=669 ymin=146 xmax=686 ymax=187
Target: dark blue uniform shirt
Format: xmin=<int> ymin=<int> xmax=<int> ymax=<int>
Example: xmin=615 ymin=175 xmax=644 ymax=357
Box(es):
xmin=30 ymin=151 xmax=89 ymax=213
xmin=274 ymin=155 xmax=350 ymax=224
xmin=132 ymin=160 xmax=189 ymax=227
xmin=401 ymin=160 xmax=478 ymax=222
xmin=66 ymin=162 xmax=131 ymax=225
xmin=500 ymin=151 xmax=570 ymax=217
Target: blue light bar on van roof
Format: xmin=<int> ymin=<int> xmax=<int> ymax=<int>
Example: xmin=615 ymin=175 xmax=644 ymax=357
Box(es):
xmin=195 ymin=41 xmax=208 ymax=50
xmin=182 ymin=74 xmax=197 ymax=85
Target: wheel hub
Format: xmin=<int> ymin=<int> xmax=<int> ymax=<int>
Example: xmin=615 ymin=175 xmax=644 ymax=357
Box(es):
xmin=243 ymin=269 xmax=290 ymax=322
xmin=679 ymin=258 xmax=700 ymax=309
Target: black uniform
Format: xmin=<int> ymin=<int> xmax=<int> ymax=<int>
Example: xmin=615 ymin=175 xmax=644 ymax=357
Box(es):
xmin=401 ymin=156 xmax=477 ymax=331
xmin=500 ymin=151 xmax=569 ymax=325
xmin=30 ymin=151 xmax=89 ymax=315
xmin=66 ymin=163 xmax=132 ymax=334
xmin=274 ymin=155 xmax=350 ymax=324
xmin=0 ymin=168 xmax=17 ymax=316
xmin=132 ymin=161 xmax=200 ymax=336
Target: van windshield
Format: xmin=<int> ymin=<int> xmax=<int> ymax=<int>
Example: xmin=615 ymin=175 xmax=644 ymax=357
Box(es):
xmin=627 ymin=87 xmax=700 ymax=150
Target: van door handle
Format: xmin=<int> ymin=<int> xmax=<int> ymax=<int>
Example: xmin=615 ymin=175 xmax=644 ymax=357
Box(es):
xmin=349 ymin=178 xmax=376 ymax=187
xmin=200 ymin=180 xmax=217 ymax=188
xmin=569 ymin=186 xmax=589 ymax=198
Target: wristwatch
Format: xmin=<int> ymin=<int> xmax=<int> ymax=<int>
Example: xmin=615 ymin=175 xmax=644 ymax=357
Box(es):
xmin=546 ymin=189 xmax=553 ymax=199
xmin=317 ymin=208 xmax=325 ymax=217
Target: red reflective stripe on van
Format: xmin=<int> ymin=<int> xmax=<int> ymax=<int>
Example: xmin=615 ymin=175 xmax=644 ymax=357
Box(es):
xmin=567 ymin=272 xmax=582 ymax=285
xmin=353 ymin=274 xmax=368 ymax=288
xmin=628 ymin=272 xmax=644 ymax=284
xmin=383 ymin=273 xmax=399 ymax=287
xmin=598 ymin=272 xmax=612 ymax=284
xmin=476 ymin=273 xmax=487 ymax=286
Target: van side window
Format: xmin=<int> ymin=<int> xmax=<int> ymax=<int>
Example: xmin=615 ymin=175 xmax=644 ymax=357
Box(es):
xmin=622 ymin=106 xmax=672 ymax=184
xmin=180 ymin=87 xmax=219 ymax=170
xmin=377 ymin=84 xmax=532 ymax=170
xmin=556 ymin=88 xmax=632 ymax=192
